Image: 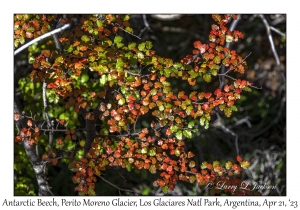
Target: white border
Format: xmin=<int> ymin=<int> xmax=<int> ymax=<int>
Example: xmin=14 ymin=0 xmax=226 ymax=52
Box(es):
xmin=2 ymin=1 xmax=297 ymax=209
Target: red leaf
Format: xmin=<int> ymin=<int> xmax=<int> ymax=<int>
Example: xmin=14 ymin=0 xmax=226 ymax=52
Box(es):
xmin=204 ymin=92 xmax=212 ymax=99
xmin=193 ymin=41 xmax=202 ymax=49
xmin=224 ymin=85 xmax=230 ymax=92
xmin=57 ymin=139 xmax=63 ymax=145
xmin=166 ymin=128 xmax=172 ymax=136
xmin=236 ymin=155 xmax=242 ymax=163
xmin=42 ymin=50 xmax=50 ymax=58
xmin=202 ymin=103 xmax=209 ymax=111
xmin=27 ymin=120 xmax=33 ymax=127
xmin=214 ymin=88 xmax=222 ymax=97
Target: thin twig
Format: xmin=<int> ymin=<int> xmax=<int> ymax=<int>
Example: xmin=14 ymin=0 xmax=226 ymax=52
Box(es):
xmin=218 ymin=52 xmax=253 ymax=83
xmin=95 ymin=133 xmax=140 ymax=138
xmin=229 ymin=116 xmax=252 ymax=129
xmin=259 ymin=15 xmax=280 ymax=65
xmin=219 ymin=14 xmax=241 ymax=89
xmin=39 ymin=128 xmax=85 ymax=132
xmin=125 ymin=70 xmax=141 ymax=76
xmin=14 ymin=23 xmax=70 ymax=56
xmin=270 ymin=26 xmax=286 ymax=37
xmin=138 ymin=14 xmax=152 ymax=37
xmin=99 ymin=176 xmax=136 ymax=194
xmin=112 ymin=23 xmax=141 ymax=40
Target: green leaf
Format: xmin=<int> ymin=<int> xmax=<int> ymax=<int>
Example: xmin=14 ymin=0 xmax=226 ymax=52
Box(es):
xmin=204 ymin=121 xmax=209 ymax=129
xmin=188 ymin=121 xmax=195 ymax=129
xmin=81 ymin=35 xmax=90 ymax=43
xmin=66 ymin=45 xmax=73 ymax=53
xmin=162 ymin=186 xmax=168 ymax=194
xmin=126 ymin=163 xmax=132 ymax=172
xmin=120 ymin=86 xmax=127 ymax=94
xmin=122 ymin=15 xmax=130 ymax=21
xmin=159 ymin=105 xmax=164 ymax=111
xmin=243 ymin=86 xmax=252 ymax=92
xmin=151 ymin=57 xmax=157 ymax=63
xmin=114 ymin=35 xmax=123 ymax=44
xmin=118 ymin=98 xmax=125 ymax=106
xmin=116 ymin=43 xmax=124 ymax=49
xmin=150 ymin=89 xmax=157 ymax=96
xmin=116 ymin=59 xmax=124 ymax=68
xmin=137 ymin=51 xmax=144 ymax=59
xmin=231 ymin=105 xmax=238 ymax=112
xmin=176 ymin=131 xmax=183 ymax=140
xmin=53 ymin=95 xmax=59 ymax=104
xmin=126 ymin=75 xmax=135 ymax=82
xmin=81 ymin=74 xmax=89 ymax=83
xmin=173 ymin=62 xmax=183 ymax=69
xmin=96 ymin=20 xmax=103 ymax=27
xmin=145 ymin=41 xmax=153 ymax=50
xmin=164 ymin=68 xmax=171 ymax=77
xmin=141 ymin=147 xmax=148 ymax=154
xmin=138 ymin=43 xmax=146 ymax=51
xmin=200 ymin=116 xmax=205 ymax=126
xmin=189 ymin=160 xmax=196 ymax=168
xmin=210 ymin=69 xmax=218 ymax=76
xmin=213 ymin=56 xmax=221 ymax=64
xmin=128 ymin=42 xmax=136 ymax=50
xmin=170 ymin=125 xmax=178 ymax=133
xmin=100 ymin=74 xmax=107 ymax=86
xmin=201 ymin=161 xmax=208 ymax=169
xmin=149 ymin=165 xmax=156 ymax=174
xmin=203 ymin=74 xmax=211 ymax=82
xmin=224 ymin=107 xmax=232 ymax=117
xmin=183 ymin=130 xmax=192 ymax=139
xmin=149 ymin=148 xmax=156 ymax=156
xmin=188 ymin=70 xmax=198 ymax=79
xmin=186 ymin=105 xmax=193 ymax=115
xmin=226 ymin=35 xmax=233 ymax=42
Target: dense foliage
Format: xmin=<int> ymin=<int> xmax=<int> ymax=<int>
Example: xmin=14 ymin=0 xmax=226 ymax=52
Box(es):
xmin=14 ymin=14 xmax=286 ymax=196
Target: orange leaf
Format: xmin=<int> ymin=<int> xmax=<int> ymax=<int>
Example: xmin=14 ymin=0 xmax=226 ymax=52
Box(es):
xmin=236 ymin=155 xmax=242 ymax=163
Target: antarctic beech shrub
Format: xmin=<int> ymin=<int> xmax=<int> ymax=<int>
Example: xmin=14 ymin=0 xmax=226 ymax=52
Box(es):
xmin=14 ymin=14 xmax=259 ymax=195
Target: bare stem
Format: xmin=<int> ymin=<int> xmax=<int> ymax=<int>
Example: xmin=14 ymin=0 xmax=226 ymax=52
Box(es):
xmin=99 ymin=176 xmax=137 ymax=195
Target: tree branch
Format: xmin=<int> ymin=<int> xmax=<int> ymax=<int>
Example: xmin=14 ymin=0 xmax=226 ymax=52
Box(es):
xmin=14 ymin=102 xmax=54 ymax=196
xmin=42 ymin=82 xmax=54 ymax=151
xmin=259 ymin=14 xmax=280 ymax=66
xmin=219 ymin=15 xmax=241 ymax=89
xmin=99 ymin=175 xmax=136 ymax=195
xmin=139 ymin=14 xmax=152 ymax=38
xmin=14 ymin=23 xmax=70 ymax=56
xmin=111 ymin=23 xmax=141 ymax=40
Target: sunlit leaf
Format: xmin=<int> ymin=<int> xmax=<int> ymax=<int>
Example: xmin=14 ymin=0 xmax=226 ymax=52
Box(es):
xmin=183 ymin=130 xmax=192 ymax=139
xmin=203 ymin=74 xmax=211 ymax=82
xmin=114 ymin=35 xmax=123 ymax=44
xmin=176 ymin=131 xmax=183 ymax=140
xmin=138 ymin=43 xmax=146 ymax=51
xmin=162 ymin=186 xmax=168 ymax=194
xmin=100 ymin=74 xmax=107 ymax=86
xmin=145 ymin=41 xmax=153 ymax=50
xmin=241 ymin=160 xmax=250 ymax=169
